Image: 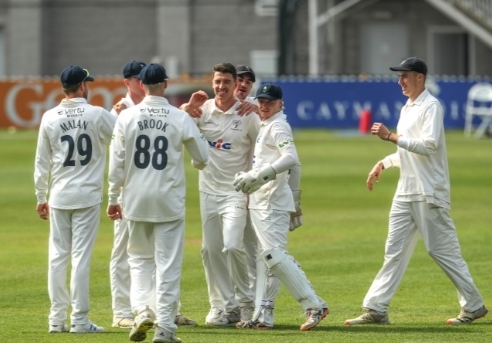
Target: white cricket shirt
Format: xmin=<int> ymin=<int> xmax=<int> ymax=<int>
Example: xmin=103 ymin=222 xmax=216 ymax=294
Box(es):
xmin=249 ymin=110 xmax=298 ymax=212
xmin=108 ymin=95 xmax=209 ymax=222
xmin=34 ymin=98 xmax=116 ymax=208
xmin=196 ymin=99 xmax=260 ymax=195
xmin=381 ymin=89 xmax=451 ymax=209
xmin=110 ymin=93 xmax=136 ymax=117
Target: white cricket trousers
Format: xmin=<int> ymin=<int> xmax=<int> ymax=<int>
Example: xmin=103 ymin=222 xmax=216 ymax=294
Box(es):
xmin=127 ymin=219 xmax=184 ymax=334
xmin=243 ymin=213 xmax=258 ymax=293
xmin=249 ymin=208 xmax=289 ymax=324
xmin=363 ymin=201 xmax=484 ymax=313
xmin=110 ymin=218 xmax=185 ymax=319
xmin=200 ymin=192 xmax=253 ymax=313
xmin=109 ymin=217 xmax=132 ymax=318
xmin=48 ymin=205 xmax=100 ymax=325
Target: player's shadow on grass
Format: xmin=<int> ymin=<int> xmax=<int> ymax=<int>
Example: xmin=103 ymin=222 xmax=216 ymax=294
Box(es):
xmin=166 ymin=322 xmax=490 ymax=336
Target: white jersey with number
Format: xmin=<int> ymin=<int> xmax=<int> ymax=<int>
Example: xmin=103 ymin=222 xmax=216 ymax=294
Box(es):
xmin=34 ymin=98 xmax=116 ymax=209
xmin=249 ymin=111 xmax=297 ymax=212
xmin=109 ymin=95 xmax=209 ymax=222
xmin=196 ymin=99 xmax=260 ymax=195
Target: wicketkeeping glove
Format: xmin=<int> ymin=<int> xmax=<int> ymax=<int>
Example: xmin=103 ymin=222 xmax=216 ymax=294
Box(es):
xmin=289 ymin=190 xmax=303 ymax=231
xmin=233 ymin=164 xmax=277 ymax=194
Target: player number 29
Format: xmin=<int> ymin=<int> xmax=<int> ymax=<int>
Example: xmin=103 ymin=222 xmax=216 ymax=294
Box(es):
xmin=134 ymin=134 xmax=168 ymax=170
xmin=61 ymin=134 xmax=92 ymax=167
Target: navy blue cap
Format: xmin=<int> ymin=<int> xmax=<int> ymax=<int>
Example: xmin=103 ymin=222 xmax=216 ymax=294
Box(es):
xmin=140 ymin=63 xmax=169 ymax=85
xmin=255 ymin=83 xmax=282 ymax=100
xmin=123 ymin=60 xmax=146 ymax=79
xmin=60 ymin=66 xmax=94 ymax=85
xmin=390 ymin=57 xmax=427 ymax=75
xmin=236 ymin=65 xmax=256 ymax=82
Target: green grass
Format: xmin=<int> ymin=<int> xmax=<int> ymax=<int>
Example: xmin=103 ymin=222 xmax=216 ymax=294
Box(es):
xmin=0 ymin=129 xmax=490 ymax=343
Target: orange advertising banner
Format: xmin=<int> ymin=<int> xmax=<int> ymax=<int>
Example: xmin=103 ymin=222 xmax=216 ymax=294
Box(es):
xmin=0 ymin=79 xmax=213 ymax=128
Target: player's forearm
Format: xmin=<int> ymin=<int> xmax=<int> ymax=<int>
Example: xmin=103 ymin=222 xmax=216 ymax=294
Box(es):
xmin=107 ymin=153 xmax=124 ymax=204
xmin=271 ymin=147 xmax=298 ymax=174
xmin=34 ymin=179 xmax=48 ymax=204
xmin=185 ymin=139 xmax=209 ymax=170
xmin=35 ymin=188 xmax=48 ymax=204
xmin=108 ymin=188 xmax=121 ymax=205
xmin=34 ymin=151 xmax=51 ymax=204
xmin=287 ymin=163 xmax=301 ymax=190
xmin=108 ymin=174 xmax=123 ymax=205
xmin=380 ymin=152 xmax=400 ymax=169
xmin=179 ymin=102 xmax=194 ymax=114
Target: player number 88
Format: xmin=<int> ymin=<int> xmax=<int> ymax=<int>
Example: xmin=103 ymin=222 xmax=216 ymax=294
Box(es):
xmin=134 ymin=134 xmax=168 ymax=170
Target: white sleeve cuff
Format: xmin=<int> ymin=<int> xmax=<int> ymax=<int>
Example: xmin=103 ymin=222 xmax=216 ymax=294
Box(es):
xmin=380 ymin=158 xmax=393 ymax=170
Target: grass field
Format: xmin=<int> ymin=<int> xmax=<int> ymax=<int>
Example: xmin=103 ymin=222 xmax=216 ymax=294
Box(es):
xmin=0 ymin=128 xmax=490 ymax=343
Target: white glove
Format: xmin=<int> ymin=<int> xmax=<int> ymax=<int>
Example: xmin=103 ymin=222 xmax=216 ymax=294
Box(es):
xmin=289 ymin=190 xmax=303 ymax=231
xmin=233 ymin=164 xmax=277 ymax=194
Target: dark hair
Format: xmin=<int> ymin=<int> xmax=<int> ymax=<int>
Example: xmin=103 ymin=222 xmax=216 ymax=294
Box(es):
xmin=62 ymin=83 xmax=81 ymax=94
xmin=213 ymin=62 xmax=237 ymax=80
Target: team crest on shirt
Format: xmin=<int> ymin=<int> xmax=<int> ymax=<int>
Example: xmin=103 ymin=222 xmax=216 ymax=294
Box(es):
xmin=231 ymin=120 xmax=242 ymax=131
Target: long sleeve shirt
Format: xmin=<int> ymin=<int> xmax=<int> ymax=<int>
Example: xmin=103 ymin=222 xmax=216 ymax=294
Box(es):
xmin=381 ymin=89 xmax=451 ymax=209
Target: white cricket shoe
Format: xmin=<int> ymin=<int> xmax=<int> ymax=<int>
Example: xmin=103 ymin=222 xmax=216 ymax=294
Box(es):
xmin=174 ymin=314 xmax=197 ymax=326
xmin=210 ymin=310 xmax=241 ymax=326
xmin=112 ymin=316 xmax=135 ymax=328
xmin=344 ymin=309 xmax=390 ymax=325
xmin=70 ymin=322 xmax=105 ymax=333
xmin=130 ymin=306 xmax=155 ymax=342
xmin=153 ymin=327 xmax=182 ymax=343
xmin=205 ymin=307 xmax=223 ymax=325
xmin=48 ymin=323 xmax=69 ymax=333
xmin=300 ymin=308 xmax=325 ymax=331
xmin=447 ymin=305 xmax=488 ymax=325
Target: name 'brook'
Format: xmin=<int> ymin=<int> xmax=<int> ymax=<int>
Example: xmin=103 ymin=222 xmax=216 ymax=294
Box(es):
xmin=138 ymin=119 xmax=169 ymax=132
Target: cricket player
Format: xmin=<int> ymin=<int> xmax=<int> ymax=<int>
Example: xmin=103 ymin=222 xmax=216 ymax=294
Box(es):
xmin=234 ymin=65 xmax=259 ymax=293
xmin=181 ymin=62 xmax=259 ymax=326
xmin=35 ymin=65 xmax=115 ymax=333
xmin=234 ymin=83 xmax=328 ymax=331
xmin=194 ymin=64 xmax=259 ymax=306
xmin=107 ymin=63 xmax=209 ymax=343
xmin=109 ymin=60 xmax=147 ymax=329
xmin=109 ymin=60 xmax=198 ymax=329
xmin=345 ymin=57 xmax=487 ymax=326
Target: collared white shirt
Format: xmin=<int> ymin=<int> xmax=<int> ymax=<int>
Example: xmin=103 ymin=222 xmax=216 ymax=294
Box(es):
xmin=196 ymin=99 xmax=260 ymax=195
xmin=249 ymin=110 xmax=298 ymax=212
xmin=381 ymin=89 xmax=451 ymax=208
xmin=108 ymin=95 xmax=209 ymax=222
xmin=34 ymin=98 xmax=116 ymax=208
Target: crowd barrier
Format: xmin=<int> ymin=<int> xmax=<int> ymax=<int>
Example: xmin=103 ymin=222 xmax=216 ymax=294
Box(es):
xmin=0 ymin=76 xmax=489 ymax=129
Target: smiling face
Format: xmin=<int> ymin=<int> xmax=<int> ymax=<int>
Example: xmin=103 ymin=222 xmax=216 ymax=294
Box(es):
xmin=397 ymin=71 xmax=425 ymax=101
xmin=235 ymin=74 xmax=254 ymax=100
xmin=257 ymin=98 xmax=283 ymax=120
xmin=213 ymin=71 xmax=236 ymax=103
